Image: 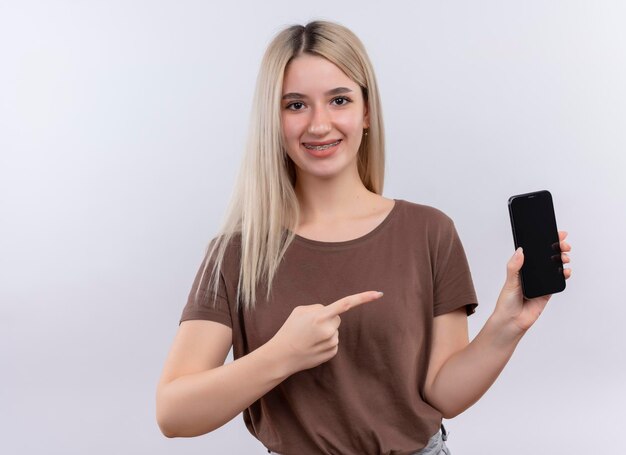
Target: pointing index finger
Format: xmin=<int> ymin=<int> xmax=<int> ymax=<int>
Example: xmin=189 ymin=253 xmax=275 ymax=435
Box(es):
xmin=321 ymin=291 xmax=384 ymax=318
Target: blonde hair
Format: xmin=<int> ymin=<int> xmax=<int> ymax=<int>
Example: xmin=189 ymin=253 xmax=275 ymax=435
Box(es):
xmin=194 ymin=20 xmax=386 ymax=314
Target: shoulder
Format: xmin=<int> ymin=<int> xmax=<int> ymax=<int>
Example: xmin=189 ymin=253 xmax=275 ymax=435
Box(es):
xmin=396 ymin=198 xmax=455 ymax=228
xmin=211 ymin=230 xmax=243 ymax=248
xmin=394 ymin=199 xmax=460 ymax=253
xmin=205 ymin=231 xmax=243 ymax=275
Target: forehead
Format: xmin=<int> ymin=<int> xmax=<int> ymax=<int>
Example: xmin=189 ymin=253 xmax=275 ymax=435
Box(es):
xmin=282 ymin=54 xmax=358 ymax=93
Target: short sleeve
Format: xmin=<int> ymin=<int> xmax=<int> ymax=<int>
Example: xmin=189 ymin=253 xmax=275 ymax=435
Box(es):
xmin=179 ymin=246 xmax=233 ymax=328
xmin=433 ymin=216 xmax=479 ymax=317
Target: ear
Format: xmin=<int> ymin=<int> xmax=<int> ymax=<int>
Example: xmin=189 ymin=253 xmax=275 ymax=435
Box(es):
xmin=363 ymin=103 xmax=370 ymax=129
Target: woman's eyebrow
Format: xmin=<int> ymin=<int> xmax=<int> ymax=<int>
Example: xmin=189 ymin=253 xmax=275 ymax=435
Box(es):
xmin=282 ymin=87 xmax=353 ymax=100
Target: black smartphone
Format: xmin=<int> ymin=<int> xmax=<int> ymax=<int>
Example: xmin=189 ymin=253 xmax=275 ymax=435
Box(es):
xmin=508 ymin=190 xmax=566 ymax=299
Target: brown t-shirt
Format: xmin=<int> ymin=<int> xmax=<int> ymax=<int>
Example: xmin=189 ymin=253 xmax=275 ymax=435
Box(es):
xmin=180 ymin=198 xmax=479 ymax=455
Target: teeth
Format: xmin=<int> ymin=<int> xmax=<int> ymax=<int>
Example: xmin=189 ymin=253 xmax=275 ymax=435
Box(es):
xmin=304 ymin=140 xmax=340 ymax=151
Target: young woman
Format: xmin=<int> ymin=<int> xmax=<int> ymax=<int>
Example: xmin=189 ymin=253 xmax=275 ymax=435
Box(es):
xmin=156 ymin=20 xmax=572 ymax=455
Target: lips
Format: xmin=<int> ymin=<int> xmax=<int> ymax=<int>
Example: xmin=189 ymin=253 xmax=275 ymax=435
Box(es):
xmin=302 ymin=140 xmax=342 ymax=152
xmin=302 ymin=139 xmax=341 ymax=146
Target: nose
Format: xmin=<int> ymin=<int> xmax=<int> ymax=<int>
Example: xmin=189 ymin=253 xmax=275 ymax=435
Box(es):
xmin=306 ymin=105 xmax=332 ymax=136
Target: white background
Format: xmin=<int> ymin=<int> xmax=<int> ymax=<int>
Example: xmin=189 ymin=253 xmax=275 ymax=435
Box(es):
xmin=1 ymin=1 xmax=625 ymax=453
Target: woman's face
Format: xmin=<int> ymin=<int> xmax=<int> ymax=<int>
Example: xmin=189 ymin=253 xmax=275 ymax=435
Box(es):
xmin=280 ymin=54 xmax=369 ymax=180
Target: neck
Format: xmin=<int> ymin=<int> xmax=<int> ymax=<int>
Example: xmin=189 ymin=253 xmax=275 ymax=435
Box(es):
xmin=294 ymin=177 xmax=376 ymax=225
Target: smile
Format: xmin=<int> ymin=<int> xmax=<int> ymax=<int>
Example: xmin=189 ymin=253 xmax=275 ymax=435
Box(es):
xmin=302 ymin=140 xmax=341 ymax=151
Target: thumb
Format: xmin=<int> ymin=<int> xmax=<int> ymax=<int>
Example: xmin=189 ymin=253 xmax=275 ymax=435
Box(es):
xmin=505 ymin=247 xmax=524 ymax=288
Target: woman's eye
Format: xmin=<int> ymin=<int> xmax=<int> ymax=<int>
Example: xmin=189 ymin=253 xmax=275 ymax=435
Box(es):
xmin=286 ymin=102 xmax=305 ymax=111
xmin=332 ymin=96 xmax=351 ymax=106
xmin=286 ymin=97 xmax=351 ymax=111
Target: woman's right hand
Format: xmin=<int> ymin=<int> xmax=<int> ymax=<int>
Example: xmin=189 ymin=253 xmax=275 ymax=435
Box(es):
xmin=268 ymin=291 xmax=384 ymax=375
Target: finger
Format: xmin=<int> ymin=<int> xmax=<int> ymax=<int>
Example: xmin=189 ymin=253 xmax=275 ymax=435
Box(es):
xmin=312 ymin=327 xmax=339 ymax=346
xmin=321 ymin=291 xmax=383 ymax=318
xmin=562 ymin=253 xmax=570 ymax=264
xmin=505 ymin=247 xmax=524 ymax=288
xmin=563 ymin=268 xmax=572 ymax=279
xmin=330 ymin=331 xmax=339 ymax=346
xmin=557 ymin=232 xmax=572 ymax=252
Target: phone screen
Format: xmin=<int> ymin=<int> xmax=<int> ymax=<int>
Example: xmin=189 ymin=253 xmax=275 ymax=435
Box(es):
xmin=508 ymin=190 xmax=566 ymax=299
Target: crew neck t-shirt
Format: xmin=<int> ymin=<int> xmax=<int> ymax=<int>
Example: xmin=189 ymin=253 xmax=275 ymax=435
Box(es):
xmin=180 ymin=198 xmax=479 ymax=455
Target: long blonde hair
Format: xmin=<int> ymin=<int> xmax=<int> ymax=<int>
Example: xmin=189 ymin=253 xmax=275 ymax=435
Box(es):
xmin=194 ymin=20 xmax=386 ymax=314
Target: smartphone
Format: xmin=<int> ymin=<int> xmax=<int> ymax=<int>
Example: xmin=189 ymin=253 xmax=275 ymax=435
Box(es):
xmin=508 ymin=190 xmax=566 ymax=299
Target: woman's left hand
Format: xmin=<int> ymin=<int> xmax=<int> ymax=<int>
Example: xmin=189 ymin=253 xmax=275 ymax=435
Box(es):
xmin=494 ymin=230 xmax=572 ymax=334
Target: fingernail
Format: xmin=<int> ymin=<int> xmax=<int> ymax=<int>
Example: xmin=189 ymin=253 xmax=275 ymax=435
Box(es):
xmin=516 ymin=247 xmax=523 ymax=256
xmin=376 ymin=291 xmax=384 ymax=297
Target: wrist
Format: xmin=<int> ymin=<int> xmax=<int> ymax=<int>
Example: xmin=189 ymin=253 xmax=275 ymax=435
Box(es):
xmin=262 ymin=338 xmax=295 ymax=381
xmin=488 ymin=311 xmax=527 ymax=347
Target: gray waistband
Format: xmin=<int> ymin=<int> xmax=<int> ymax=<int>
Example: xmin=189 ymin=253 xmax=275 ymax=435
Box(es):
xmin=268 ymin=424 xmax=450 ymax=455
xmin=412 ymin=425 xmax=450 ymax=454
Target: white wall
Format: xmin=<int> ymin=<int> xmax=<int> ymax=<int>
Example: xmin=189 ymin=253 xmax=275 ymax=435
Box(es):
xmin=1 ymin=0 xmax=624 ymax=453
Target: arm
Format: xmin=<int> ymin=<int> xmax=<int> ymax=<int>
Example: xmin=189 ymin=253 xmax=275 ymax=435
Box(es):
xmin=423 ymin=308 xmax=524 ymax=419
xmin=157 ymin=291 xmax=384 ymax=437
xmin=156 ymin=320 xmax=291 ymax=438
xmin=424 ymin=232 xmax=572 ymax=418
